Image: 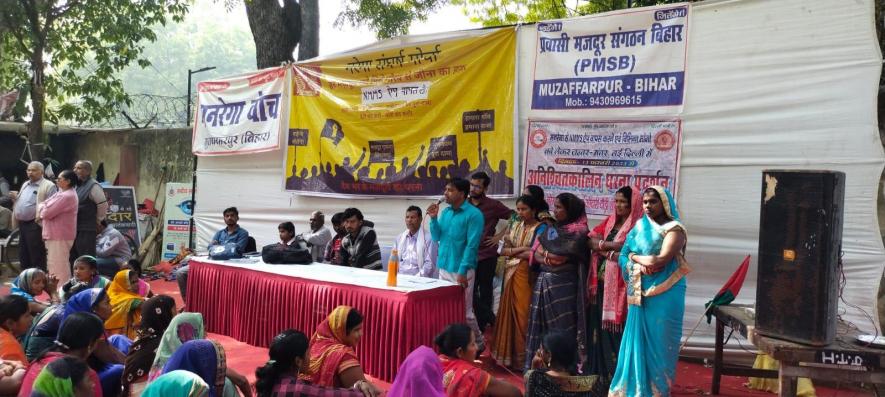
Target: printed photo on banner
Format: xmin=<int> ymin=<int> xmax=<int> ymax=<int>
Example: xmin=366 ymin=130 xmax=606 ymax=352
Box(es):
xmin=532 ymin=4 xmax=689 ymax=112
xmin=192 ymin=66 xmax=290 ymax=155
xmin=523 ymin=120 xmax=682 ymax=216
xmin=285 ymin=28 xmax=517 ymax=197
xmin=103 ymin=186 xmax=141 ymax=252
xmin=161 ymin=183 xmax=193 ymax=259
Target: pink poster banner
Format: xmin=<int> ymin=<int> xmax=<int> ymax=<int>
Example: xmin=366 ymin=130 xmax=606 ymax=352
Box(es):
xmin=523 ymin=119 xmax=682 ymax=216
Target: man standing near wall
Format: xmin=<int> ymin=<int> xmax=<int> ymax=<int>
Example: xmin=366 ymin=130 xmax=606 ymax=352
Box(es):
xmin=70 ymin=160 xmax=108 ymax=264
xmin=12 ymin=161 xmax=56 ymax=270
xmin=428 ymin=178 xmax=486 ymax=351
xmin=469 ymin=171 xmax=513 ymax=332
xmin=298 ymin=210 xmax=333 ymax=263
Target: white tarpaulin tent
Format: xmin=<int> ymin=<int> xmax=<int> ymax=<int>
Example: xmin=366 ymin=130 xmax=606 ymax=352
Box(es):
xmin=193 ymin=0 xmax=884 ymax=350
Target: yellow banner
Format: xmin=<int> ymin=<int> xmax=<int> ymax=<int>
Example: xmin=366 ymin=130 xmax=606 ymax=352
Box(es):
xmin=285 ymin=28 xmax=516 ymax=197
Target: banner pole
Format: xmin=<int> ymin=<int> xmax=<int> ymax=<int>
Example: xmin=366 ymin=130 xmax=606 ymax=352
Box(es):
xmin=679 ymin=304 xmax=714 ymax=353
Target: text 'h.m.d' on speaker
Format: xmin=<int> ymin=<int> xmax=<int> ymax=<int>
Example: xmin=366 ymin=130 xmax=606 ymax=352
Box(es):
xmin=755 ymin=170 xmax=845 ymax=346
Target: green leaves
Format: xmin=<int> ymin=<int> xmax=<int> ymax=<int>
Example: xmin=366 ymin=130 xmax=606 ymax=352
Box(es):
xmin=338 ymin=0 xmax=445 ymax=39
xmin=0 ymin=0 xmax=190 ymax=126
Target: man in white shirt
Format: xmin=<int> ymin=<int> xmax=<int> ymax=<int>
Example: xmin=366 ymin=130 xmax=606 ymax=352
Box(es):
xmin=12 ymin=161 xmax=56 ymax=270
xmin=392 ymin=205 xmax=438 ymax=278
xmin=298 ymin=211 xmax=332 ymax=263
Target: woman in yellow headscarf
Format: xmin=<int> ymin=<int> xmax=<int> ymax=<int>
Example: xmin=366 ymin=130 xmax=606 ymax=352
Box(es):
xmin=105 ymin=269 xmax=144 ymax=339
xmin=300 ymin=306 xmax=381 ymax=395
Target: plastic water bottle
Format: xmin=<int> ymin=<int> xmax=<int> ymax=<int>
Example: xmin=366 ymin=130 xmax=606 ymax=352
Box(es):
xmin=386 ymin=249 xmax=399 ymax=287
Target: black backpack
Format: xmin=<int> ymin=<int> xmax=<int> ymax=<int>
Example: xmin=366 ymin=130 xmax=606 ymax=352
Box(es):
xmin=261 ymin=243 xmax=313 ymax=264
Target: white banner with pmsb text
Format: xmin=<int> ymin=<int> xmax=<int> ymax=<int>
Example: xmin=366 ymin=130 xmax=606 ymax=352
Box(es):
xmin=192 ymin=66 xmax=290 ymax=155
xmin=523 ymin=120 xmax=682 ymax=216
xmin=531 ymin=4 xmax=689 ymax=115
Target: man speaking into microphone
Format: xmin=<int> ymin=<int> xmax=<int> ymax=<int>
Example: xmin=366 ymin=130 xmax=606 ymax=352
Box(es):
xmin=427 ymin=177 xmax=486 ymax=352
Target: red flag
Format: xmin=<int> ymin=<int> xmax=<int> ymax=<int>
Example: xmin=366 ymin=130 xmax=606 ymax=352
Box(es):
xmin=705 ymin=255 xmax=751 ymax=322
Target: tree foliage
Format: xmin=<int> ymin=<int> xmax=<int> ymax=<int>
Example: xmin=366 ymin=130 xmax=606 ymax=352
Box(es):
xmin=0 ymin=0 xmax=188 ymax=157
xmin=338 ymin=0 xmax=445 ymax=39
xmin=449 ymin=0 xmax=690 ymax=26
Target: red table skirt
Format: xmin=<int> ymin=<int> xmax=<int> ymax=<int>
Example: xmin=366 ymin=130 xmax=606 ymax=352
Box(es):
xmin=187 ymin=260 xmax=465 ymax=382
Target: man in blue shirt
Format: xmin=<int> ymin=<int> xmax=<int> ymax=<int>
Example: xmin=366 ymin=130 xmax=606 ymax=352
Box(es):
xmin=427 ymin=178 xmax=486 ymax=351
xmin=176 ymin=206 xmax=249 ymax=301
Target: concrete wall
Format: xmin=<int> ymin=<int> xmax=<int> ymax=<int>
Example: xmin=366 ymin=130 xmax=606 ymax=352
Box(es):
xmin=50 ymin=128 xmax=193 ymax=209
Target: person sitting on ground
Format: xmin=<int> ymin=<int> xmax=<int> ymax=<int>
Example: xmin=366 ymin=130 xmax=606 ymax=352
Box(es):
xmin=142 ymin=370 xmax=210 ymax=397
xmin=434 ymin=323 xmax=522 ymax=397
xmin=0 ymin=295 xmax=32 ymax=365
xmin=323 ymin=212 xmax=346 ymax=265
xmin=0 ymin=359 xmax=26 ymax=396
xmin=526 ymin=330 xmax=601 ymax=396
xmin=298 ymin=211 xmax=333 ymax=263
xmin=387 ymin=345 xmax=446 ymax=397
xmin=300 ymin=306 xmax=382 ymax=395
xmin=22 ymin=282 xmax=94 ymax=361
xmin=392 ymin=206 xmax=438 ymax=278
xmin=59 ymin=255 xmax=110 ymax=297
xmin=29 ymin=355 xmax=96 ymax=397
xmin=255 ymin=328 xmax=376 ymax=397
xmin=161 ymin=339 xmax=253 ymax=397
xmin=95 ymin=219 xmax=132 ymax=278
xmin=122 ymin=295 xmax=177 ymax=396
xmin=18 ymin=311 xmax=105 ymax=397
xmin=8 ymin=268 xmax=60 ymax=314
xmin=175 ymin=206 xmax=249 ymax=301
xmin=105 ymin=269 xmax=144 ymax=339
xmin=62 ymin=287 xmax=131 ymax=396
xmin=148 ymin=312 xmax=205 ymax=381
xmin=339 ymin=208 xmax=382 ymax=270
xmin=277 ymin=222 xmax=297 ymax=246
xmin=121 ymin=259 xmax=153 ymax=298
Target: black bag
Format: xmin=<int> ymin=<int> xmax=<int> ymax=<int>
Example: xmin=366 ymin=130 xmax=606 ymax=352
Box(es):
xmin=261 ymin=243 xmax=313 ymax=264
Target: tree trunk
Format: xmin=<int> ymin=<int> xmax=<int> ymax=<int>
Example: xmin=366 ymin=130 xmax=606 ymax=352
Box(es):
xmin=27 ymin=46 xmax=45 ymax=161
xmin=298 ymin=0 xmax=319 ymax=60
xmin=245 ymin=0 xmax=301 ymax=69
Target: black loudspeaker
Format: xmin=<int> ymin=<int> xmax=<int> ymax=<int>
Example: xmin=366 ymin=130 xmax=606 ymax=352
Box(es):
xmin=755 ymin=170 xmax=844 ymax=346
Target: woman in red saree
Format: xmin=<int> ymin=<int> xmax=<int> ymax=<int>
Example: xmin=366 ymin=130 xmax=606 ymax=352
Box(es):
xmin=586 ymin=186 xmax=643 ymax=383
xmin=301 ymin=306 xmax=381 ymax=395
xmin=435 ymin=323 xmax=520 ymax=397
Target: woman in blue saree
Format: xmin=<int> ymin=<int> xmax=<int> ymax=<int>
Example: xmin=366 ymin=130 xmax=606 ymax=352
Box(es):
xmin=609 ymin=186 xmax=690 ymax=397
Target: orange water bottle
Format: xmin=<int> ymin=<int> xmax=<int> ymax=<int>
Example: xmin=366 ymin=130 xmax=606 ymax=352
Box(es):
xmin=386 ymin=249 xmax=399 ymax=287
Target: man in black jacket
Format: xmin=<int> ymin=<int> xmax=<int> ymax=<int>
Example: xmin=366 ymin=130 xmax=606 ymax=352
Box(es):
xmin=339 ymin=207 xmax=382 ymax=270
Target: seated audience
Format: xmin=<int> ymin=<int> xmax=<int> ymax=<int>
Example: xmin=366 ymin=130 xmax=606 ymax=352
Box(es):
xmin=392 ymin=206 xmax=438 ymax=278
xmin=300 ymin=306 xmax=381 ymax=395
xmin=298 ymin=211 xmax=333 ymax=263
xmin=176 ymin=206 xmax=249 ymax=300
xmin=59 ymin=255 xmax=110 ymax=296
xmin=9 ymin=268 xmax=60 ymax=314
xmin=122 ymin=295 xmax=177 ymax=396
xmin=18 ymin=312 xmax=105 ymax=397
xmin=339 ymin=208 xmax=381 ymax=270
xmin=95 ymin=220 xmax=132 ymax=278
xmin=323 ymin=212 xmax=346 ymax=265
xmin=62 ymin=288 xmax=130 ymax=396
xmin=387 ymin=345 xmax=445 ymax=397
xmin=161 ymin=339 xmax=252 ymax=397
xmin=0 ymin=295 xmax=32 ymax=365
xmin=434 ymin=323 xmax=521 ymax=397
xmin=525 ymin=330 xmax=600 ymax=396
xmin=122 ymin=259 xmax=153 ymax=298
xmin=105 ymin=270 xmax=145 ymax=339
xmin=277 ymin=222 xmax=297 ymax=246
xmin=0 ymin=359 xmax=25 ymax=396
xmin=22 ymin=283 xmax=93 ymax=360
xmin=142 ymin=370 xmax=210 ymax=397
xmin=28 ymin=356 xmax=95 ymax=397
xmin=149 ymin=312 xmax=205 ymax=381
xmin=255 ymin=329 xmax=375 ymax=397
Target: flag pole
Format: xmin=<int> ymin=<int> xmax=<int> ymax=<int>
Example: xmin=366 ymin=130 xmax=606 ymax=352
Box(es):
xmin=679 ymin=304 xmax=715 ymax=353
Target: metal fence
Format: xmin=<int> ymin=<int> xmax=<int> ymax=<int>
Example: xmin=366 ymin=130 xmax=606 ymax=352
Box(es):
xmin=75 ymin=93 xmax=193 ymax=129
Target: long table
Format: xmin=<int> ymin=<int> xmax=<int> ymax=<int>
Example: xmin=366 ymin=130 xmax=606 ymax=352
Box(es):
xmin=186 ymin=257 xmax=465 ymax=382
